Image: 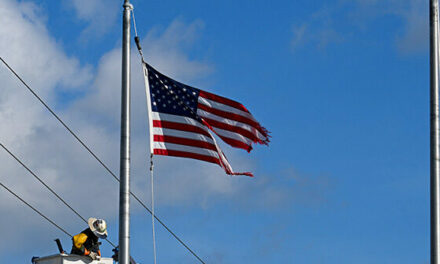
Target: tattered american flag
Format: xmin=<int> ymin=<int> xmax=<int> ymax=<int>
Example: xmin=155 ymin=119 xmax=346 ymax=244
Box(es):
xmin=142 ymin=63 xmax=270 ymax=177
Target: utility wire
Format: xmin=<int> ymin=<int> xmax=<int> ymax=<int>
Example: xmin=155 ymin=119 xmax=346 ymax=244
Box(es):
xmin=0 ymin=143 xmax=88 ymax=223
xmin=0 ymin=58 xmax=120 ymax=186
xmin=0 ymin=57 xmax=206 ymax=263
xmin=0 ymin=179 xmax=72 ymax=238
xmin=0 ymin=142 xmax=117 ymax=248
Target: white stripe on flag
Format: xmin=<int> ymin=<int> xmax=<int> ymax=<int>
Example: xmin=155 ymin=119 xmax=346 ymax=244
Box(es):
xmin=151 ymin=112 xmax=208 ymax=131
xmin=197 ymin=109 xmax=266 ymax=140
xmin=152 ymin=127 xmax=214 ymax=144
xmin=198 ymin=96 xmax=255 ymax=121
xmin=211 ymin=127 xmax=254 ymax=146
xmin=153 ymin=141 xmax=220 ymax=158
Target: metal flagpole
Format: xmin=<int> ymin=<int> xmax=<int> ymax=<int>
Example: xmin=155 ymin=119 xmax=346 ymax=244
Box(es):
xmin=119 ymin=0 xmax=132 ymax=264
xmin=431 ymin=1 xmax=440 ymax=263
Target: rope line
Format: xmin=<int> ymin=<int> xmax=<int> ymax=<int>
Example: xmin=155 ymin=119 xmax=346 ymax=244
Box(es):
xmin=0 ymin=179 xmax=72 ymax=238
xmin=131 ymin=9 xmax=139 ymax=43
xmin=0 ymin=56 xmax=206 ymax=263
xmin=131 ymin=188 xmax=206 ymax=263
xmin=150 ymin=154 xmax=157 ymax=264
xmin=0 ymin=143 xmax=117 ymax=248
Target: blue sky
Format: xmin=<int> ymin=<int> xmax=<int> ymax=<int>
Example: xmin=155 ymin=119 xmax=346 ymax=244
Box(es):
xmin=0 ymin=0 xmax=429 ymax=263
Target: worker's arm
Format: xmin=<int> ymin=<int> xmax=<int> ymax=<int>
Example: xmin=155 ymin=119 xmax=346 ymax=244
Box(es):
xmin=72 ymin=233 xmax=90 ymax=255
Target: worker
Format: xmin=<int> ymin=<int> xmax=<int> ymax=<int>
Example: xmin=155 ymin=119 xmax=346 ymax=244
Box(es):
xmin=71 ymin=217 xmax=108 ymax=260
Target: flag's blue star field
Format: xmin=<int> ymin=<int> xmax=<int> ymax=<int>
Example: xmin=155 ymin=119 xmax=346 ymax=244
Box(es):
xmin=147 ymin=64 xmax=200 ymax=119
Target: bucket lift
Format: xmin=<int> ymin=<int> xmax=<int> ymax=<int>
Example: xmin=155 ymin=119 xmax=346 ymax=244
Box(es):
xmin=32 ymin=254 xmax=113 ymax=264
xmin=31 ymin=239 xmax=115 ymax=264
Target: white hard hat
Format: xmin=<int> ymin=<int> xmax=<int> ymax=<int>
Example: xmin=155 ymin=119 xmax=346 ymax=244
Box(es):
xmin=88 ymin=217 xmax=108 ymax=239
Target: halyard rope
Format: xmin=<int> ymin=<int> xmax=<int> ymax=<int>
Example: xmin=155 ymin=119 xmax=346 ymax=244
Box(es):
xmin=150 ymin=154 xmax=157 ymax=264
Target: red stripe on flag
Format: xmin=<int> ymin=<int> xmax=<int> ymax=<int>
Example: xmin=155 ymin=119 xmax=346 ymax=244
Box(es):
xmin=152 ymin=120 xmax=210 ymax=137
xmin=199 ymin=90 xmax=250 ymax=113
xmin=154 ymin=135 xmax=217 ymax=151
xmin=201 ymin=117 xmax=263 ymax=144
xmin=198 ymin=104 xmax=269 ymax=142
xmin=153 ymin=149 xmax=220 ymax=164
xmin=217 ymin=136 xmax=253 ymax=152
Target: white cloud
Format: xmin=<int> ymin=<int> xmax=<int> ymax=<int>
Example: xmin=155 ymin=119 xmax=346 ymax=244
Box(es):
xmin=66 ymin=0 xmax=120 ymax=40
xmin=394 ymin=0 xmax=428 ymax=54
xmin=0 ymin=0 xmax=118 ymax=257
xmin=142 ymin=19 xmax=213 ymax=83
xmin=291 ymin=24 xmax=307 ymax=51
xmin=290 ymin=6 xmax=345 ymax=52
xmin=350 ymin=0 xmax=428 ymax=54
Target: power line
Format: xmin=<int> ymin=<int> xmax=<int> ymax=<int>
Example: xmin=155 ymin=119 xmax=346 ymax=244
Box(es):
xmin=0 ymin=57 xmax=206 ymax=264
xmin=0 ymin=143 xmax=88 ymax=223
xmin=0 ymin=142 xmax=117 ymax=248
xmin=0 ymin=179 xmax=72 ymax=238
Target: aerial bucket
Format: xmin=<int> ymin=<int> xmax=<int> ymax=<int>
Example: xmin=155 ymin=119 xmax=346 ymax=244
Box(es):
xmin=31 ymin=254 xmax=113 ymax=264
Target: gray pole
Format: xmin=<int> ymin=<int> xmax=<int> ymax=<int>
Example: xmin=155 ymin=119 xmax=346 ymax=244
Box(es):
xmin=432 ymin=1 xmax=440 ymax=263
xmin=119 ymin=1 xmax=132 ymax=264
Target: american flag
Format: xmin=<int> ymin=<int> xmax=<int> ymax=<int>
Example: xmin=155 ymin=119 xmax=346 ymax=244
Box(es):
xmin=143 ymin=63 xmax=270 ymax=177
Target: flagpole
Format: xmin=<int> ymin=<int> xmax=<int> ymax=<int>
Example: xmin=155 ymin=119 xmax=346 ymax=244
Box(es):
xmin=431 ymin=1 xmax=440 ymax=263
xmin=119 ymin=0 xmax=132 ymax=264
